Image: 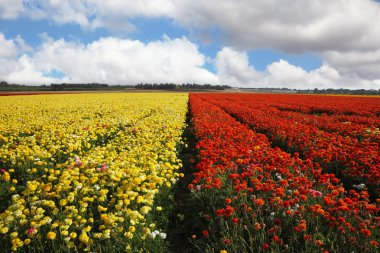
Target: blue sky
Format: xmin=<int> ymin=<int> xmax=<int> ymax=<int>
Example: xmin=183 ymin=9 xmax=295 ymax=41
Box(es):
xmin=1 ymin=1 xmax=380 ymax=89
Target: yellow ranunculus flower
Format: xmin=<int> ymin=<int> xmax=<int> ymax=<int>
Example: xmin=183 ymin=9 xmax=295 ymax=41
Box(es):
xmin=79 ymin=232 xmax=89 ymax=244
xmin=46 ymin=231 xmax=56 ymax=240
xmin=3 ymin=172 xmax=10 ymax=181
xmin=0 ymin=93 xmax=188 ymax=251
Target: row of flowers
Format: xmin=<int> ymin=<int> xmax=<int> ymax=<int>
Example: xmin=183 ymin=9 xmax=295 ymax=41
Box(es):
xmin=0 ymin=93 xmax=187 ymax=252
xmin=234 ymin=93 xmax=380 ymax=117
xmin=228 ymin=94 xmax=380 ymax=142
xmin=205 ymin=94 xmax=380 ymax=200
xmin=188 ymin=93 xmax=379 ymax=252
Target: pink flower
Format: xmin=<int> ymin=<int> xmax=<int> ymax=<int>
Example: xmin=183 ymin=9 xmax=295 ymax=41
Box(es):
xmin=101 ymin=164 xmax=108 ymax=172
xmin=0 ymin=169 xmax=5 ymax=173
xmin=27 ymin=227 xmax=35 ymax=234
xmin=309 ymin=189 xmax=323 ymax=198
xmin=74 ymin=157 xmax=82 ymax=167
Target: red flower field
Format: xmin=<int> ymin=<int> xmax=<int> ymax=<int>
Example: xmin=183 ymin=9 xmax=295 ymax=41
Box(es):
xmin=188 ymin=93 xmax=379 ymax=252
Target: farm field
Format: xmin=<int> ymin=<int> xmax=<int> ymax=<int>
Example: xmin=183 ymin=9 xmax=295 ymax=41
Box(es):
xmin=0 ymin=93 xmax=188 ymax=252
xmin=0 ymin=92 xmax=379 ymax=252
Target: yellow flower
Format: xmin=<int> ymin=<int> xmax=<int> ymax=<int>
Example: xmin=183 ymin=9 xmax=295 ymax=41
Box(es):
xmin=3 ymin=172 xmax=10 ymax=181
xmin=125 ymin=232 xmax=133 ymax=239
xmin=79 ymin=232 xmax=89 ymax=244
xmin=46 ymin=231 xmax=56 ymax=240
xmin=1 ymin=227 xmax=9 ymax=234
xmin=220 ymin=250 xmax=228 ymax=253
xmin=0 ymin=93 xmax=188 ymax=250
xmin=97 ymin=205 xmax=107 ymax=212
xmin=27 ymin=182 xmax=38 ymax=191
xmin=140 ymin=206 xmax=151 ymax=214
xmin=51 ymin=222 xmax=59 ymax=229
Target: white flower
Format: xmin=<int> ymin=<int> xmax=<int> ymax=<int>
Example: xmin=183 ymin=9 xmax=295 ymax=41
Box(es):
xmin=159 ymin=232 xmax=167 ymax=239
xmin=45 ymin=217 xmax=52 ymax=224
xmin=149 ymin=230 xmax=160 ymax=239
xmin=353 ymin=183 xmax=366 ymax=190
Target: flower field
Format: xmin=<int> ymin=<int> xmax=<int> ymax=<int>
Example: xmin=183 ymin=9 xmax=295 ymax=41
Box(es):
xmin=0 ymin=93 xmax=188 ymax=252
xmin=187 ymin=93 xmax=379 ymax=252
xmin=0 ymin=92 xmax=379 ymax=252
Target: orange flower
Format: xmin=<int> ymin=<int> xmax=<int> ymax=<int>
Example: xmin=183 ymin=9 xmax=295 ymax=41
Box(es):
xmin=295 ymin=220 xmax=307 ymax=232
xmin=315 ymin=240 xmax=324 ymax=247
xmin=254 ymin=222 xmax=261 ymax=231
xmin=223 ymin=238 xmax=231 ymax=245
xmin=254 ymin=198 xmax=265 ymax=206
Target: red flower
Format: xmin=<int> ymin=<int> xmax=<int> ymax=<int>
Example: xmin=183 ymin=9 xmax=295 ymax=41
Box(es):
xmin=224 ymin=205 xmax=234 ymax=216
xmin=223 ymin=238 xmax=231 ymax=245
xmin=360 ymin=228 xmax=371 ymax=237
xmin=202 ymin=230 xmax=209 ymax=238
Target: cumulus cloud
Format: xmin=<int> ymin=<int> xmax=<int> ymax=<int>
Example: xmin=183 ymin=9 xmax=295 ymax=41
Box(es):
xmin=173 ymin=0 xmax=380 ymax=53
xmin=323 ymin=49 xmax=380 ymax=80
xmin=0 ymin=0 xmax=24 ymax=19
xmin=90 ymin=0 xmax=174 ymax=31
xmin=3 ymin=0 xmax=380 ymax=85
xmin=0 ymin=33 xmax=18 ymax=58
xmin=172 ymin=0 xmax=380 ymax=84
xmin=216 ymin=47 xmax=262 ymax=85
xmin=2 ymin=1 xmax=380 ymax=88
xmin=216 ymin=47 xmax=380 ymax=89
xmin=2 ymin=34 xmax=379 ymax=89
xmin=0 ymin=34 xmax=218 ymax=85
xmin=3 ymin=0 xmax=175 ymax=31
xmin=3 ymin=1 xmax=380 ymax=52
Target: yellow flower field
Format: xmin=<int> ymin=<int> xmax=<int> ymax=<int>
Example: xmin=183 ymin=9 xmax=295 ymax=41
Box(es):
xmin=0 ymin=93 xmax=188 ymax=252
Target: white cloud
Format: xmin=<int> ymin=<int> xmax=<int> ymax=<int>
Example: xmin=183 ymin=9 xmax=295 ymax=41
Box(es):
xmin=0 ymin=34 xmax=219 ymax=85
xmin=90 ymin=0 xmax=174 ymax=31
xmin=11 ymin=0 xmax=175 ymax=31
xmin=173 ymin=0 xmax=380 ymax=53
xmin=2 ymin=34 xmax=380 ymax=89
xmin=4 ymin=1 xmax=380 ymax=52
xmin=216 ymin=47 xmax=380 ymax=90
xmin=172 ymin=0 xmax=380 ymax=85
xmin=0 ymin=33 xmax=18 ymax=58
xmin=323 ymin=49 xmax=380 ymax=80
xmin=3 ymin=0 xmax=380 ymax=85
xmin=216 ymin=47 xmax=262 ymax=86
xmin=0 ymin=0 xmax=24 ymax=19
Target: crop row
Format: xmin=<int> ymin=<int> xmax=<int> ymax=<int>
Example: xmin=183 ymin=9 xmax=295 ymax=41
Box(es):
xmin=203 ymin=94 xmax=380 ymax=199
xmin=188 ymin=94 xmax=379 ymax=252
xmin=0 ymin=93 xmax=188 ymax=252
